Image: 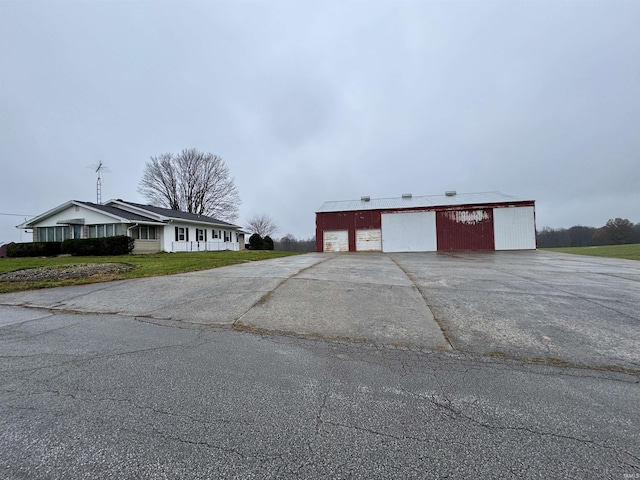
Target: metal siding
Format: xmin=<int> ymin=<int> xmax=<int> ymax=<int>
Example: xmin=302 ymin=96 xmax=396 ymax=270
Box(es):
xmin=323 ymin=230 xmax=349 ymax=252
xmin=493 ymin=206 xmax=536 ymax=250
xmin=355 ymin=229 xmax=382 ymax=251
xmin=381 ymin=211 xmax=437 ymax=252
xmin=316 ymin=210 xmax=383 ymax=252
xmin=436 ymin=209 xmax=495 ymax=251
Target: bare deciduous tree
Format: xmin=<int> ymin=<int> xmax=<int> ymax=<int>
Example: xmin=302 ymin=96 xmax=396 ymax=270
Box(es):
xmin=138 ymin=149 xmax=241 ymax=222
xmin=246 ymin=213 xmax=278 ymax=238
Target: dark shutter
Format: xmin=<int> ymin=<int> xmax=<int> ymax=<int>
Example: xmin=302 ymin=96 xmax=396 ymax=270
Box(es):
xmin=205 ymin=229 xmax=207 ymax=241
xmin=186 ymin=228 xmax=189 ymax=242
xmin=175 ymin=227 xmax=179 ymax=241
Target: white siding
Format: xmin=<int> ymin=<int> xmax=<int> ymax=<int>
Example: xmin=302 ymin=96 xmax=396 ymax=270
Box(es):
xmin=493 ymin=206 xmax=536 ymax=250
xmin=34 ymin=205 xmax=117 ymax=227
xmin=323 ymin=230 xmax=349 ymax=252
xmin=381 ymin=211 xmax=437 ymax=252
xmin=356 ymin=229 xmax=381 ymax=251
xmin=164 ymin=224 xmax=240 ymax=252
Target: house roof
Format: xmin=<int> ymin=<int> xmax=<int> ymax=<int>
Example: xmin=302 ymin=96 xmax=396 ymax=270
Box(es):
xmin=111 ymin=200 xmax=239 ymax=227
xmin=19 ymin=199 xmax=240 ymax=229
xmin=76 ymin=201 xmax=161 ymax=222
xmin=18 ymin=200 xmax=151 ymax=228
xmin=316 ymin=191 xmax=534 ymax=213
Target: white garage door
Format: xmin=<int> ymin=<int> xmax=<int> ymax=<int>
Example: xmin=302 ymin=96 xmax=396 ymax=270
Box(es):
xmin=382 ymin=211 xmax=437 ymax=252
xmin=323 ymin=230 xmax=349 ymax=252
xmin=356 ymin=229 xmax=381 ymax=251
xmin=493 ymin=206 xmax=536 ymax=250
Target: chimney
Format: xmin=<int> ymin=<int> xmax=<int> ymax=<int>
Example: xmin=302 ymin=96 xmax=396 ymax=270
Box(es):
xmin=445 ymin=191 xmax=457 ymax=197
xmin=361 ymin=196 xmax=370 ymax=202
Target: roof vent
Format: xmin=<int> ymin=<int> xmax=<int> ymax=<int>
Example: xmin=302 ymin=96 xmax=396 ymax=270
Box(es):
xmin=402 ymin=193 xmax=412 ymax=199
xmin=445 ymin=190 xmax=457 ymax=197
xmin=361 ymin=196 xmax=370 ymax=202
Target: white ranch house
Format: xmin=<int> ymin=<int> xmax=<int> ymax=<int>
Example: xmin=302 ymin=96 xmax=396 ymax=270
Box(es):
xmin=19 ymin=199 xmax=245 ymax=254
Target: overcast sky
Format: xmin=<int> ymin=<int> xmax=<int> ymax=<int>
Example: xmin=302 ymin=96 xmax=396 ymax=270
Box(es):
xmin=1 ymin=0 xmax=639 ymax=244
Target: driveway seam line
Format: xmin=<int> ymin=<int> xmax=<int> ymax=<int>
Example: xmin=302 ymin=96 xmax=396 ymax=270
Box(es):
xmin=388 ymin=256 xmax=455 ymax=350
xmin=231 ymin=254 xmax=336 ymax=328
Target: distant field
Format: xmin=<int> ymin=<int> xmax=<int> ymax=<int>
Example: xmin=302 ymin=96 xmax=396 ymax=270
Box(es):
xmin=544 ymin=244 xmax=640 ymax=261
xmin=0 ymin=250 xmax=302 ymax=293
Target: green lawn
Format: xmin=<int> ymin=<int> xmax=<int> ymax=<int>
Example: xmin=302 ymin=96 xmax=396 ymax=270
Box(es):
xmin=543 ymin=244 xmax=640 ymax=261
xmin=0 ymin=250 xmax=303 ymax=293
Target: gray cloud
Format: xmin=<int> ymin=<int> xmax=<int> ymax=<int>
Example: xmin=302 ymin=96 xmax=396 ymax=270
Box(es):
xmin=2 ymin=0 xmax=639 ymax=244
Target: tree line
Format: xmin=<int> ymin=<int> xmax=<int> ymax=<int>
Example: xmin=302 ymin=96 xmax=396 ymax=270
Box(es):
xmin=274 ymin=234 xmax=316 ymax=252
xmin=537 ymin=218 xmax=640 ymax=248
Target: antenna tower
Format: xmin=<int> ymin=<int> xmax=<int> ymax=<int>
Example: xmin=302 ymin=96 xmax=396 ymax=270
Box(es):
xmin=96 ymin=161 xmax=105 ymax=204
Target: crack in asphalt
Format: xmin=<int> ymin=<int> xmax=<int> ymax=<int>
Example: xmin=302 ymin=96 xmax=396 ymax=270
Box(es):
xmin=400 ymin=387 xmax=640 ymax=466
xmin=3 ymin=308 xmax=638 ymax=381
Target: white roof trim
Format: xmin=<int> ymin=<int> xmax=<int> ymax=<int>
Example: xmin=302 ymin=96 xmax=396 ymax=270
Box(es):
xmin=317 ymin=191 xmax=534 ymax=213
xmin=18 ymin=201 xmax=129 ymax=228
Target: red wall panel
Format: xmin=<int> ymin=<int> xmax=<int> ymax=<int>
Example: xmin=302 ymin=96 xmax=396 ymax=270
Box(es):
xmin=436 ymin=208 xmax=495 ymax=251
xmin=316 ymin=210 xmax=382 ymax=251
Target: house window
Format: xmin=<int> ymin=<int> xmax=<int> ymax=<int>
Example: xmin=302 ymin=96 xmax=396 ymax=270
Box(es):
xmin=196 ymin=228 xmax=206 ymax=242
xmin=87 ymin=224 xmax=122 ymax=238
xmin=130 ymin=226 xmax=157 ymax=240
xmin=175 ymin=227 xmax=188 ymax=242
xmin=105 ymin=224 xmax=114 ymax=237
xmin=37 ymin=226 xmax=70 ymax=242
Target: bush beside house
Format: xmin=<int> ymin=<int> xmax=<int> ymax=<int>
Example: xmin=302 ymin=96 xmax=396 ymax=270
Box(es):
xmin=248 ymin=233 xmax=264 ymax=250
xmin=6 ymin=236 xmax=134 ymax=257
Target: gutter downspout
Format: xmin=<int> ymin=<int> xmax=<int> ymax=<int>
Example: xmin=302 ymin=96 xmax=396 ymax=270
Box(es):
xmin=126 ymin=223 xmax=139 ymax=237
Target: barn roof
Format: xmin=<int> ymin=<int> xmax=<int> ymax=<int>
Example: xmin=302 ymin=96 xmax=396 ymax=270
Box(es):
xmin=316 ymin=191 xmax=533 ymax=213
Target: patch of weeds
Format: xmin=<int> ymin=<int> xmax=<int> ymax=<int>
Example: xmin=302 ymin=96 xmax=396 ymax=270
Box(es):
xmin=486 ymin=350 xmax=640 ymax=375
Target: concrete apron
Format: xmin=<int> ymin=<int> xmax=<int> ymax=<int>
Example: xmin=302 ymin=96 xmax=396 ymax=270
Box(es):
xmin=237 ymin=253 xmax=449 ymax=348
xmin=0 ymin=253 xmax=450 ymax=349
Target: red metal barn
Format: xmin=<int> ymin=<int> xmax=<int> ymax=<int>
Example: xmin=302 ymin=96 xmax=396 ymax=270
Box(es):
xmin=316 ymin=192 xmax=536 ymax=252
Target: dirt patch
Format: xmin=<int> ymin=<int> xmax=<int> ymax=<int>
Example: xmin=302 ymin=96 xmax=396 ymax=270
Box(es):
xmin=0 ymin=263 xmax=136 ymax=282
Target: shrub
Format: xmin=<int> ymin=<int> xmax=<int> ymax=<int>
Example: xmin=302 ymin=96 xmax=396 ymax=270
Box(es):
xmin=263 ymin=235 xmax=274 ymax=250
xmin=248 ymin=233 xmax=264 ymax=250
xmin=62 ymin=236 xmax=134 ymax=256
xmin=6 ymin=242 xmax=63 ymax=257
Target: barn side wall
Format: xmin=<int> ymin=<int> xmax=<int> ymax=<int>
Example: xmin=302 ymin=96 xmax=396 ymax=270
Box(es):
xmin=316 ymin=200 xmax=535 ymax=252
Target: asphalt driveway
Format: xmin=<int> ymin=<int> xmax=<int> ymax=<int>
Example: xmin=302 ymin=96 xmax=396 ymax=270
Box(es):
xmin=1 ymin=250 xmax=638 ymax=370
xmin=1 ymin=251 xmax=639 ymax=478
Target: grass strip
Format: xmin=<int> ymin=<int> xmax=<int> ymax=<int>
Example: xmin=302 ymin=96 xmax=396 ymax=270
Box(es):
xmin=0 ymin=250 xmax=302 ymax=293
xmin=543 ymin=243 xmax=640 ymax=261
